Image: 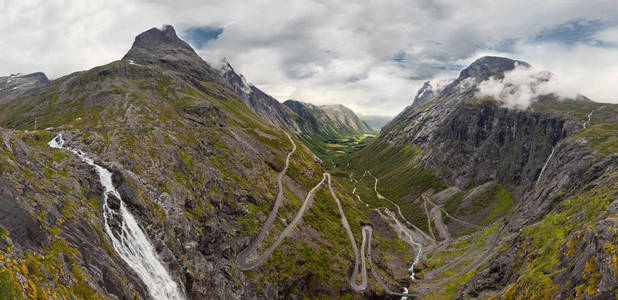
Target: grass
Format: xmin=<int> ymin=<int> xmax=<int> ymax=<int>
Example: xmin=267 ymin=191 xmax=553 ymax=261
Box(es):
xmin=570 ymin=123 xmax=618 ymax=154
xmin=444 ymin=191 xmax=466 ymax=216
xmin=501 ymin=176 xmax=616 ymax=299
xmin=480 ymin=184 xmax=513 ymax=225
xmin=338 ymin=140 xmax=445 ymax=229
xmin=347 ymin=141 xmax=445 ymax=200
xmin=299 ymin=132 xmax=376 ymax=167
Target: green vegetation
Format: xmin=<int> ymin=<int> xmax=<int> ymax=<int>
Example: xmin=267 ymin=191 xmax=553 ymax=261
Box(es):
xmin=480 ymin=184 xmax=513 ymax=225
xmin=299 ymin=132 xmax=375 ymax=166
xmin=448 ymin=183 xmax=513 ymax=226
xmin=571 ymin=123 xmax=618 ymax=154
xmin=237 ymin=203 xmax=261 ymax=232
xmin=337 ymin=140 xmax=445 ymax=229
xmin=347 ymin=141 xmax=444 ymax=199
xmin=501 ymin=177 xmax=616 ymax=299
xmin=0 ymin=271 xmax=17 ymax=300
xmin=421 ymin=222 xmax=502 ymax=299
xmin=530 ymin=99 xmax=615 ymax=124
xmin=444 ymin=191 xmax=466 ymax=215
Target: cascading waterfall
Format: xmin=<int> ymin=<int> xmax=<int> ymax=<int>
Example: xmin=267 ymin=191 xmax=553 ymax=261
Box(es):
xmin=49 ymin=134 xmax=184 ymax=300
xmin=385 ymin=209 xmax=422 ymax=280
xmin=536 ymin=146 xmax=556 ymax=185
xmin=402 ymin=287 xmax=409 ymax=300
xmin=583 ymin=110 xmax=593 ymax=128
xmin=583 ymin=106 xmax=606 ymax=129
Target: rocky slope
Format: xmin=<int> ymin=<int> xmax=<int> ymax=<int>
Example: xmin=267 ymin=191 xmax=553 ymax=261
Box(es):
xmin=283 ymin=99 xmax=372 ymax=136
xmin=348 ymin=56 xmax=617 ymax=298
xmin=0 ymin=26 xmax=615 ymax=299
xmin=217 ymin=60 xmax=373 ymax=160
xmin=0 ymin=72 xmax=49 ymax=104
xmin=0 ymin=25 xmax=394 ymax=299
xmin=217 ymin=59 xmax=308 ymax=134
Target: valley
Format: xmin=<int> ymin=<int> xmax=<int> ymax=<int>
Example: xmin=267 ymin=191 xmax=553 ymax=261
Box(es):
xmin=0 ymin=24 xmax=615 ymax=300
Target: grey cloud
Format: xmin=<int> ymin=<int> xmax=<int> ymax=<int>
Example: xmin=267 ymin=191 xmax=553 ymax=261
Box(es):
xmin=1 ymin=0 xmax=618 ymax=116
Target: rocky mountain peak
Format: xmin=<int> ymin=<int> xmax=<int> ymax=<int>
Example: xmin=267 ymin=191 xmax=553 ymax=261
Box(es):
xmin=17 ymin=72 xmax=48 ymax=83
xmin=218 ymin=58 xmax=253 ymax=96
xmin=122 ymin=25 xmax=198 ymax=62
xmin=459 ymin=56 xmax=530 ymax=81
xmin=0 ymin=72 xmax=50 ymax=104
xmin=412 ymin=81 xmax=435 ymax=107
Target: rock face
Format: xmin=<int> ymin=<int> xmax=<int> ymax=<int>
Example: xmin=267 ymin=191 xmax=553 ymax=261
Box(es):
xmin=123 ymin=25 xmax=199 ymax=63
xmin=217 ymin=59 xmax=306 ymax=133
xmin=0 ymin=178 xmax=48 ymax=249
xmin=375 ymin=56 xmax=618 ymax=298
xmin=0 ymin=72 xmax=49 ymax=104
xmin=0 ymin=25 xmax=373 ymax=299
xmin=382 ymin=57 xmax=579 ymax=188
xmin=457 ymin=56 xmax=529 ymax=82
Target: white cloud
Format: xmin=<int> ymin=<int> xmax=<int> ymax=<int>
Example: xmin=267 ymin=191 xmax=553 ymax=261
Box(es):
xmin=477 ymin=63 xmax=579 ymax=109
xmin=594 ymin=26 xmax=618 ymax=44
xmin=1 ymin=0 xmax=618 ymax=116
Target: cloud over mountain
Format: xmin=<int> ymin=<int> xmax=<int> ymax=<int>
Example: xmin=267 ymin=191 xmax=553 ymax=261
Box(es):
xmin=1 ymin=0 xmax=618 ymax=115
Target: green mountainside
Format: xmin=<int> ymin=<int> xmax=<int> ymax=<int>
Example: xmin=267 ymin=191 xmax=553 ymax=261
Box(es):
xmin=0 ymin=25 xmax=395 ymax=299
xmin=0 ymin=26 xmax=615 ymax=300
xmin=334 ymin=57 xmax=617 ymax=299
xmin=282 ymin=99 xmax=375 ymax=162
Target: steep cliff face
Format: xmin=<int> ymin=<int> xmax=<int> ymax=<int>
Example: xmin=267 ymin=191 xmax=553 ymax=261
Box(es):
xmin=366 ymin=56 xmax=618 ymax=298
xmin=381 ymin=57 xmax=609 ymax=189
xmin=0 ymin=26 xmax=377 ymax=299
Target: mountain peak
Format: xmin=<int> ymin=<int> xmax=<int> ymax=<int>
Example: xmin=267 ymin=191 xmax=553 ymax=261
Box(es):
xmin=122 ymin=25 xmax=198 ymax=62
xmin=218 ymin=58 xmax=253 ymax=96
xmin=458 ymin=56 xmax=530 ymax=81
xmin=0 ymin=72 xmax=49 ymax=104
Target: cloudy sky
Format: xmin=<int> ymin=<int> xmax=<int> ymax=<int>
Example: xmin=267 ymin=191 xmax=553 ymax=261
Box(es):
xmin=2 ymin=0 xmax=618 ymax=116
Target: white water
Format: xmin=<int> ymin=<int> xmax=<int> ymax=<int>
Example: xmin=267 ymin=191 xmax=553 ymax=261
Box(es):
xmin=536 ymin=146 xmax=556 ymax=185
xmin=583 ymin=110 xmax=594 ymax=128
xmin=49 ymin=134 xmax=184 ymax=300
xmin=384 ymin=208 xmax=422 ymax=280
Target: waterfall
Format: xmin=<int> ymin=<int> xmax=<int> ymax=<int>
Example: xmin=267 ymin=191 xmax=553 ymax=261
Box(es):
xmin=49 ymin=134 xmax=184 ymax=300
xmin=383 ymin=208 xmax=422 ymax=280
xmin=401 ymin=287 xmax=409 ymax=300
xmin=536 ymin=146 xmax=556 ymax=186
xmin=583 ymin=106 xmax=606 ymax=129
xmin=583 ymin=110 xmax=593 ymax=128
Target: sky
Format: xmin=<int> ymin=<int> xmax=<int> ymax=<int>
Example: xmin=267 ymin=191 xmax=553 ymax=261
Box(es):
xmin=1 ymin=0 xmax=618 ymax=117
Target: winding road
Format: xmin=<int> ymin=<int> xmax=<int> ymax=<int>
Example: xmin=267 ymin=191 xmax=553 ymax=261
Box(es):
xmin=235 ymin=133 xmax=424 ymax=297
xmin=236 ymin=132 xmax=297 ymax=270
xmin=236 ymin=132 xmax=504 ymax=298
xmin=235 ymin=133 xmax=368 ymax=291
xmin=371 ymin=174 xmax=435 ymax=243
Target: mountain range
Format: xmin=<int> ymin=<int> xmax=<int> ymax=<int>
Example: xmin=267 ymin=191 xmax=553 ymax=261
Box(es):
xmin=0 ymin=25 xmax=615 ymax=299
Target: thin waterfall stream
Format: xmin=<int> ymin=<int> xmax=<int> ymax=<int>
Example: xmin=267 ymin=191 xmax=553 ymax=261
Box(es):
xmin=536 ymin=146 xmax=556 ymax=185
